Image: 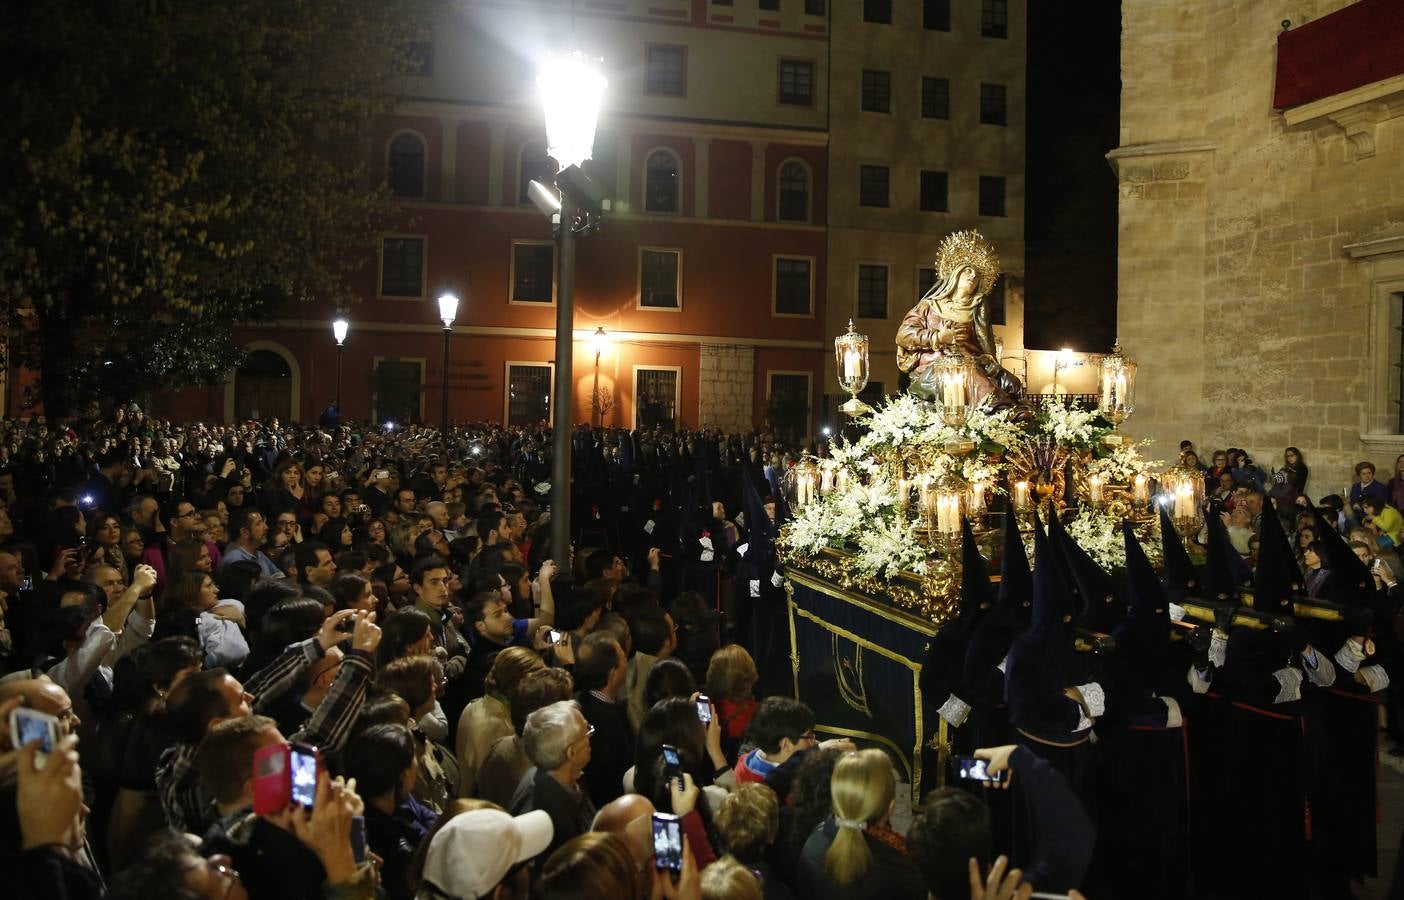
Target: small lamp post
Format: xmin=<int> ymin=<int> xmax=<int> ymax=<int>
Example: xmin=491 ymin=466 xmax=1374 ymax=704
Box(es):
xmin=331 ymin=316 xmax=349 ymax=410
xmin=437 ymin=290 xmax=459 ymax=441
xmin=589 ymin=326 xmax=610 ymax=427
xmin=835 ymin=319 xmax=872 ymax=417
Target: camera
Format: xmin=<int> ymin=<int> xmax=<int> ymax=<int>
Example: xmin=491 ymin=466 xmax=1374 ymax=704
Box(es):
xmin=252 ymin=742 xmax=320 ymax=814
xmin=651 ymin=813 xmax=683 ymax=872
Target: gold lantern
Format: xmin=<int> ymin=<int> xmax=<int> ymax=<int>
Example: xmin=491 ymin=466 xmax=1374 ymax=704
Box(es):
xmin=1160 ymin=465 xmax=1204 ymax=536
xmin=934 ymin=353 xmax=976 ymax=426
xmin=1098 ymin=341 xmax=1137 ymax=426
xmin=785 ymin=454 xmax=822 ymax=510
xmin=835 ymin=319 xmax=872 ymax=417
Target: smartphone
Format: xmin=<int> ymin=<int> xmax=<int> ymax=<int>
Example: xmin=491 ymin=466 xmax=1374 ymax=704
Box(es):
xmin=695 ymin=694 xmax=713 ymax=726
xmin=9 ymin=707 xmax=59 ymax=770
xmin=954 ymin=755 xmax=1007 ymax=784
xmin=252 ymin=742 xmax=321 ymax=814
xmin=661 ymin=743 xmax=681 ymax=773
xmin=349 ymin=815 xmax=367 ymax=863
xmin=548 ymin=629 xmax=563 ymax=646
xmin=651 ymin=812 xmax=683 ymax=872
xmin=20 ymin=576 xmax=32 ymax=592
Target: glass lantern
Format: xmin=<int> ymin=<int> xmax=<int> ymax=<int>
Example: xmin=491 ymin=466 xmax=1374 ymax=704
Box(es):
xmin=835 ymin=319 xmax=872 ymax=416
xmin=784 ymin=455 xmax=822 ymax=510
xmin=1160 ymin=465 xmax=1204 ymax=531
xmin=934 ymin=353 xmax=976 ymax=426
xmin=1098 ymin=341 xmax=1137 ymax=426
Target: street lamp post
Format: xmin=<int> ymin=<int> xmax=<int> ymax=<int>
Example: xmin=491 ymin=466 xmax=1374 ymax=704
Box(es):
xmin=437 ymin=290 xmax=459 ymax=443
xmin=331 ymin=316 xmax=349 ymax=410
xmin=538 ymin=52 xmax=608 ymax=575
xmin=589 ymin=326 xmax=609 ymax=428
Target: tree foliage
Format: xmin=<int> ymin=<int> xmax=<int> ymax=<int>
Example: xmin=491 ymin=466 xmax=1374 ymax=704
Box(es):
xmin=0 ymin=0 xmax=439 ymax=414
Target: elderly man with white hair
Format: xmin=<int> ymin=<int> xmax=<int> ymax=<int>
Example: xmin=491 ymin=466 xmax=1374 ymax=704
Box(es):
xmin=508 ymin=699 xmax=596 ymax=863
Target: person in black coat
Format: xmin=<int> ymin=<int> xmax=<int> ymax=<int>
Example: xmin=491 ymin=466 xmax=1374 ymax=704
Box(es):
xmin=574 ymin=632 xmax=633 ymax=810
xmin=344 ymin=724 xmax=425 ymax=900
xmin=509 ymin=700 xmax=598 ymax=864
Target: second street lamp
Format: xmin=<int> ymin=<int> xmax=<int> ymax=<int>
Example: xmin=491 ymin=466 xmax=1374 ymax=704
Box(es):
xmin=331 ymin=316 xmax=349 ymax=410
xmin=437 ymin=290 xmax=459 ymax=443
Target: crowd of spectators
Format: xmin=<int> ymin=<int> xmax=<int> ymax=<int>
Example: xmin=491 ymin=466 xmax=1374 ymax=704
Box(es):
xmin=0 ymin=410 xmax=1088 ymax=900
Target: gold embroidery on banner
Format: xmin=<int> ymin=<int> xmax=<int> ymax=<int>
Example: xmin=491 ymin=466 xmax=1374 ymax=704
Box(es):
xmin=833 ymin=633 xmax=872 ymax=716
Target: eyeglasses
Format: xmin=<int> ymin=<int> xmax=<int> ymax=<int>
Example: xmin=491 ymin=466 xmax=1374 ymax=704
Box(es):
xmin=174 ymin=509 xmax=198 ymax=520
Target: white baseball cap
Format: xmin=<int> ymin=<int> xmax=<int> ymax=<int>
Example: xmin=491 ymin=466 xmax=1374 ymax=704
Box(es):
xmin=421 ymin=808 xmax=554 ymax=899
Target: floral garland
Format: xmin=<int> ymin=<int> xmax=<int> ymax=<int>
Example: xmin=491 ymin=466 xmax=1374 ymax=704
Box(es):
xmin=1085 ymin=440 xmax=1162 ymax=485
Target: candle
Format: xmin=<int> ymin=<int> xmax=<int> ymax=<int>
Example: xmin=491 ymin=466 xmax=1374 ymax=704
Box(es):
xmin=836 ymin=469 xmax=850 ymax=493
xmin=1174 ymin=483 xmax=1194 ymax=520
xmin=1132 ymin=474 xmax=1149 ymax=505
xmin=938 ymin=493 xmax=961 ymax=536
xmin=896 ymin=476 xmax=910 ymax=511
xmin=1013 ymin=481 xmax=1031 ymax=511
xmin=820 ymin=466 xmax=834 ymax=495
xmin=843 ymin=349 xmax=859 ymax=382
xmin=1088 ymin=474 xmax=1103 ymax=505
xmin=968 ymin=481 xmax=986 ymax=515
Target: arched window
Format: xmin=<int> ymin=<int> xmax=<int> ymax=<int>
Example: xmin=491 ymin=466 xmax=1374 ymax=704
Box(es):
xmin=778 ymin=160 xmax=809 ymax=222
xmin=387 ymin=133 xmax=426 ymax=199
xmin=644 ymin=150 xmax=680 ymax=214
xmin=518 ymin=141 xmax=556 ymax=204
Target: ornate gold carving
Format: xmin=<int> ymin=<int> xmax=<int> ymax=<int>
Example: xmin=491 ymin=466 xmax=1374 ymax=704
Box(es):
xmin=833 ymin=634 xmax=872 ymax=716
xmin=934 ymin=229 xmax=1002 ymax=298
xmin=778 ymin=545 xmax=957 ymax=628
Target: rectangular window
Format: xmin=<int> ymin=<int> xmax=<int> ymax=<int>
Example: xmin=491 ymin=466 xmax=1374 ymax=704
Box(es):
xmin=779 ymin=59 xmax=814 ymax=106
xmin=863 ymin=0 xmax=892 ymax=24
xmin=635 ymin=368 xmax=680 ymax=431
xmin=774 ymin=257 xmax=813 ymax=316
xmin=980 ymin=83 xmax=1007 ymax=125
xmin=805 ymin=0 xmax=826 ymax=14
xmin=639 ymin=248 xmax=682 ymax=309
xmin=923 ymin=0 xmax=950 ymax=30
xmin=768 ymin=372 xmax=812 ymax=437
xmin=918 ymin=267 xmax=938 ymax=298
xmin=760 ymin=0 xmax=780 ymax=9
xmin=510 ymin=242 xmax=554 ymax=303
xmin=979 ymin=175 xmax=1006 ymax=217
xmin=919 ymin=170 xmax=949 ymax=212
xmin=921 ymin=77 xmax=950 ymax=119
xmin=645 ymin=45 xmax=687 ymax=97
xmin=380 ymin=237 xmax=424 ymax=297
xmin=859 ymin=165 xmax=889 ymax=208
xmin=857 ymin=264 xmax=889 ymax=319
xmin=372 ymin=358 xmax=423 ymax=425
xmin=981 ymin=0 xmax=1008 ymax=38
xmin=986 ymin=279 xmax=1007 ymax=326
xmin=861 ymin=70 xmax=891 ymax=113
xmin=506 ymin=364 xmax=552 ymax=426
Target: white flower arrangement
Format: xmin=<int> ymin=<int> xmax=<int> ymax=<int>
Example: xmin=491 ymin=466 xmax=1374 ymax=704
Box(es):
xmin=1039 ymin=399 xmax=1106 ymax=449
xmin=1086 ymin=441 xmax=1162 ymax=485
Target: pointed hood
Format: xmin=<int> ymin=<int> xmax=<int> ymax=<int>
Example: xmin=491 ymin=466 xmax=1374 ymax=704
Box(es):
xmin=1113 ymin=521 xmax=1170 ymax=670
xmin=1201 ymin=509 xmax=1252 ymax=601
xmin=1310 ymin=504 xmax=1374 ymax=605
xmin=1025 ymin=511 xmax=1075 ymax=653
xmin=959 ymin=518 xmax=994 ymax=618
xmin=1159 ymin=504 xmax=1199 ymax=595
xmin=1048 ymin=509 xmax=1123 ymax=632
xmin=1252 ymin=497 xmax=1302 ymax=613
xmin=998 ymin=506 xmax=1032 ymax=614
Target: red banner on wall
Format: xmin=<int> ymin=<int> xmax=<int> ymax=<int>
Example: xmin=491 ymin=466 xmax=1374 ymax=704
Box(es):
xmin=1274 ymin=0 xmax=1404 ymax=110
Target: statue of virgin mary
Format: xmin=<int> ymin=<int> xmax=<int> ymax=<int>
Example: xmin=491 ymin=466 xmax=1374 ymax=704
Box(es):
xmin=895 ymin=230 xmax=1032 ymax=419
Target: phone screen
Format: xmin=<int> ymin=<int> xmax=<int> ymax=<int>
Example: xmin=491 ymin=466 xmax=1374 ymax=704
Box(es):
xmin=652 ymin=813 xmax=683 ymax=872
xmin=696 ymin=695 xmax=712 ymax=725
xmin=661 ymin=744 xmax=681 ymax=770
xmin=289 ymin=748 xmax=318 ymax=807
xmin=349 ymin=815 xmax=367 ymax=863
xmin=549 ymin=629 xmax=563 ymax=645
xmin=13 ymin=709 xmax=55 ymax=754
xmin=955 ymin=755 xmax=1002 ymax=783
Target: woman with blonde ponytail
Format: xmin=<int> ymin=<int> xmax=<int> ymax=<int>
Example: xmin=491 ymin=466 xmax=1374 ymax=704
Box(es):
xmin=796 ymin=748 xmax=926 ymax=899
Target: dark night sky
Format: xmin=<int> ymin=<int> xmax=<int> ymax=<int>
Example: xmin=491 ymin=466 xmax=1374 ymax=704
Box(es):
xmin=1022 ymin=1 xmax=1122 ymax=352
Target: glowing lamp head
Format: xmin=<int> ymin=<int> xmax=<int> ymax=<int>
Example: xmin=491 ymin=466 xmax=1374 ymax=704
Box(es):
xmin=821 ymin=426 xmax=832 ymax=437
xmin=1057 ymin=347 xmax=1077 ymax=369
xmin=437 ymin=291 xmax=460 ymax=329
xmin=589 ymin=326 xmax=610 ymax=359
xmin=538 ymin=52 xmax=607 ymax=171
xmin=332 ymin=317 xmax=349 ymax=346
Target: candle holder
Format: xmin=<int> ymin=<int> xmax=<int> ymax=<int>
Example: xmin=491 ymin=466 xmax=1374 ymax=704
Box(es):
xmin=1087 ymin=473 xmax=1104 ymax=509
xmin=835 ymin=319 xmax=872 ymax=417
xmin=784 ymin=454 xmax=822 ymax=510
xmin=1098 ymin=341 xmax=1137 ymax=427
xmin=934 ymin=353 xmax=976 ymax=427
xmin=1160 ymin=465 xmax=1205 ymax=540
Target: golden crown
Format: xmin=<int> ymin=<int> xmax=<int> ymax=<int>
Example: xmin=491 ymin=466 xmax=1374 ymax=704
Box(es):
xmin=934 ymin=230 xmax=1002 ymax=298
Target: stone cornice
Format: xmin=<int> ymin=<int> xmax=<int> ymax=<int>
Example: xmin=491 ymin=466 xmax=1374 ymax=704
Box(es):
xmin=1280 ymin=74 xmax=1404 ymax=161
xmin=1344 ymin=230 xmax=1404 ymax=260
xmin=1104 ymin=139 xmax=1217 ymax=176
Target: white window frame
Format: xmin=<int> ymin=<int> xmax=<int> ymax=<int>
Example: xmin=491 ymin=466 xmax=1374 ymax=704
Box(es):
xmin=637 ymin=246 xmax=684 ymax=312
xmin=766 ymin=369 xmax=814 ymax=439
xmin=771 ymin=254 xmax=816 ymax=318
xmin=775 ymin=157 xmax=813 ymax=224
xmin=632 ymin=365 xmax=684 ymax=430
xmin=385 ymin=129 xmax=429 ymax=200
xmin=503 ymin=361 xmax=556 ymax=426
xmin=640 ymin=147 xmax=684 ymax=216
xmin=370 ymin=356 xmax=426 ymax=425
xmin=377 ymin=233 xmax=428 ymax=301
xmin=509 ymin=239 xmax=558 ymax=306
